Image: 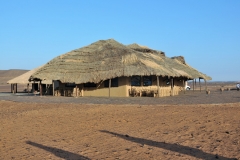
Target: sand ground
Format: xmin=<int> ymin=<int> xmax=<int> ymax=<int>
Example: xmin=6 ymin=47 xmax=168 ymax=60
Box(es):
xmin=0 ymin=100 xmax=239 ymax=160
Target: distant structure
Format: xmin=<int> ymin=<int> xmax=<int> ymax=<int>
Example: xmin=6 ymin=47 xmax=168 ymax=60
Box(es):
xmin=26 ymin=39 xmax=211 ymax=97
xmin=7 ymin=66 xmax=52 ymax=95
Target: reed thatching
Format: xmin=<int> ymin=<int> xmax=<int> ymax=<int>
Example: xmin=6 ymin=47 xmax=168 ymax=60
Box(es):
xmin=8 ymin=66 xmax=52 ymax=84
xmin=29 ymin=39 xmax=211 ymax=84
xmin=127 ymin=43 xmax=165 ymax=56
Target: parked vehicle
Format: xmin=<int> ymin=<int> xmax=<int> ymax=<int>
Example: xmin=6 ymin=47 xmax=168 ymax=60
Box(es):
xmin=237 ymin=83 xmax=240 ymax=91
xmin=185 ymin=85 xmax=191 ymax=90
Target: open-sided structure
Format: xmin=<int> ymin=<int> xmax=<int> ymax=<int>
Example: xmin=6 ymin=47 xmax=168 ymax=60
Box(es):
xmin=7 ymin=66 xmax=52 ymax=94
xmin=29 ymin=39 xmax=211 ymax=97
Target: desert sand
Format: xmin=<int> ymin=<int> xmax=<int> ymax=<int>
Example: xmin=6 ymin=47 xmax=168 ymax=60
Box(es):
xmin=0 ymin=100 xmax=239 ymax=160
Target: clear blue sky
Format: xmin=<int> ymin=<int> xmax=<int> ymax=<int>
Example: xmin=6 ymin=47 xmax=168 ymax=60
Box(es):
xmin=1 ymin=1 xmax=240 ymax=81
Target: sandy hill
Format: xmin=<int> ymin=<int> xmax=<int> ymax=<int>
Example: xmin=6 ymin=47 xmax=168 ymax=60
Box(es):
xmin=0 ymin=69 xmax=29 ymax=84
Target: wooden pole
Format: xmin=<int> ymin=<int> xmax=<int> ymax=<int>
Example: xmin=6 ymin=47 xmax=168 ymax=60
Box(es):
xmin=14 ymin=83 xmax=16 ymax=94
xmin=12 ymin=84 xmax=15 ymax=94
xmin=52 ymin=80 xmax=55 ymax=96
xmin=75 ymin=85 xmax=77 ymax=97
xmin=195 ymin=79 xmax=197 ymax=90
xmin=40 ymin=81 xmax=42 ymax=96
xmin=206 ymin=81 xmax=208 ymax=90
xmin=183 ymin=79 xmax=185 ymax=94
xmin=109 ymin=79 xmax=111 ymax=97
xmin=16 ymin=83 xmax=17 ymax=93
xmin=10 ymin=84 xmax=12 ymax=93
xmin=157 ymin=76 xmax=160 ymax=97
xmin=199 ymin=78 xmax=201 ymax=92
xmin=33 ymin=81 xmax=35 ymax=93
xmin=81 ymin=86 xmax=84 ymax=97
xmin=171 ymin=78 xmax=173 ymax=96
xmin=192 ymin=79 xmax=194 ymax=92
xmin=27 ymin=83 xmax=29 ymax=94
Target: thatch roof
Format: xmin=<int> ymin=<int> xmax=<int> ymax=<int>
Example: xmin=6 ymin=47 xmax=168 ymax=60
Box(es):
xmin=127 ymin=43 xmax=165 ymax=56
xmin=8 ymin=66 xmax=52 ymax=84
xmin=170 ymin=56 xmax=211 ymax=80
xmin=29 ymin=39 xmax=211 ymax=84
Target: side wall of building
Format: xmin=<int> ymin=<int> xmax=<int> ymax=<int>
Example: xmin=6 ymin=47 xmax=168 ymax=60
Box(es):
xmin=82 ymin=77 xmax=128 ymax=97
xmin=125 ymin=76 xmax=184 ymax=97
xmin=55 ymin=76 xmax=185 ymax=97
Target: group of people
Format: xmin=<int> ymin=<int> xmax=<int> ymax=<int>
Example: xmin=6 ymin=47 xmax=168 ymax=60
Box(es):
xmin=237 ymin=83 xmax=240 ymax=91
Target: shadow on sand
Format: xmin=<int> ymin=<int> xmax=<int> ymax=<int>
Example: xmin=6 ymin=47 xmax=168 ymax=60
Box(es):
xmin=26 ymin=141 xmax=90 ymax=160
xmin=100 ymin=130 xmax=237 ymax=160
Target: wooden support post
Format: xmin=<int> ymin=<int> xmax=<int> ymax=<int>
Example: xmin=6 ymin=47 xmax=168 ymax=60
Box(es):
xmin=10 ymin=84 xmax=12 ymax=93
xmin=109 ymin=79 xmax=111 ymax=97
xmin=15 ymin=83 xmax=17 ymax=93
xmin=192 ymin=79 xmax=194 ymax=92
xmin=33 ymin=81 xmax=35 ymax=93
xmin=40 ymin=81 xmax=42 ymax=96
xmin=75 ymin=85 xmax=77 ymax=97
xmin=13 ymin=84 xmax=15 ymax=94
xmin=12 ymin=84 xmax=15 ymax=94
xmin=157 ymin=76 xmax=160 ymax=97
xmin=52 ymin=80 xmax=55 ymax=96
xmin=199 ymin=78 xmax=201 ymax=92
xmin=194 ymin=79 xmax=197 ymax=90
xmin=81 ymin=85 xmax=84 ymax=97
xmin=171 ymin=78 xmax=173 ymax=96
xmin=183 ymin=79 xmax=185 ymax=94
xmin=204 ymin=79 xmax=207 ymax=91
xmin=27 ymin=83 xmax=29 ymax=94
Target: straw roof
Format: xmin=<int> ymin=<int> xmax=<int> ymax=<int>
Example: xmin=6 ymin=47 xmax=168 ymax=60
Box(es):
xmin=127 ymin=43 xmax=165 ymax=56
xmin=128 ymin=44 xmax=211 ymax=80
xmin=8 ymin=66 xmax=52 ymax=84
xmin=29 ymin=39 xmax=211 ymax=84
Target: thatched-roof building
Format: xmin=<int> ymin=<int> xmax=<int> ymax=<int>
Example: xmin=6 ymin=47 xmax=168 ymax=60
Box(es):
xmin=7 ymin=66 xmax=52 ymax=94
xmin=29 ymin=39 xmax=211 ymax=97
